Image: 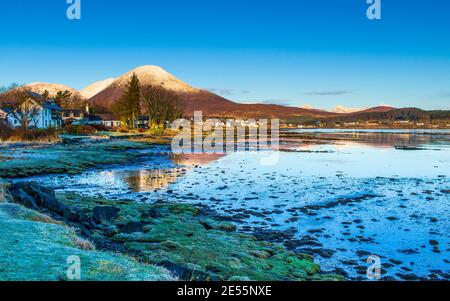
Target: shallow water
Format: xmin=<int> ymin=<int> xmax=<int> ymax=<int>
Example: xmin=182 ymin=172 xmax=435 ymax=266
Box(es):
xmin=19 ymin=130 xmax=450 ymax=280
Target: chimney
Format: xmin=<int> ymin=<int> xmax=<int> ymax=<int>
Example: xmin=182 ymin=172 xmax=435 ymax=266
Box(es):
xmin=85 ymin=102 xmax=90 ymax=115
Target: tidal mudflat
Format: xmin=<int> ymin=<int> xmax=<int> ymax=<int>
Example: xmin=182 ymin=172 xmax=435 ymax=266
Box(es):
xmin=9 ymin=130 xmax=450 ymax=280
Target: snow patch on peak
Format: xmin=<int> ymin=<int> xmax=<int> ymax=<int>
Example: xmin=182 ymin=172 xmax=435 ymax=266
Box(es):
xmin=332 ymin=105 xmax=363 ymax=114
xmin=81 ymin=78 xmax=115 ymax=99
xmin=115 ymin=65 xmax=198 ymax=93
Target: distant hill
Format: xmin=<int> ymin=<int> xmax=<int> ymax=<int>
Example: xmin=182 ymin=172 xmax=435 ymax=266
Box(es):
xmin=352 ymin=106 xmax=396 ymax=114
xmin=88 ymin=65 xmax=337 ymax=119
xmin=18 ymin=66 xmax=449 ymax=122
xmin=321 ymin=108 xmax=450 ymax=123
xmin=24 ymin=82 xmax=78 ymax=97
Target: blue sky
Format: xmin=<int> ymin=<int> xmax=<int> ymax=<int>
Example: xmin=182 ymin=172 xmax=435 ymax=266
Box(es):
xmin=1 ymin=0 xmax=450 ymax=110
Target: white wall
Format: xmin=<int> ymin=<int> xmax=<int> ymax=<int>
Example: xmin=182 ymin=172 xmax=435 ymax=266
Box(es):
xmin=6 ymin=107 xmax=61 ymax=129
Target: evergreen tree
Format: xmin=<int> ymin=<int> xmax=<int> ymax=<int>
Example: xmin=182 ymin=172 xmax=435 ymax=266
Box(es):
xmin=42 ymin=90 xmax=50 ymax=100
xmin=54 ymin=90 xmax=72 ymax=108
xmin=113 ymin=73 xmax=141 ymax=128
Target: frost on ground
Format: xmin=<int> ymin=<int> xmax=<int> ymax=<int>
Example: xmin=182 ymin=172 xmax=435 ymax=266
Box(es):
xmin=0 ymin=202 xmax=174 ymax=281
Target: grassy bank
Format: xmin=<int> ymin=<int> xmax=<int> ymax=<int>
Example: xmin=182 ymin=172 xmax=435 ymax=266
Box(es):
xmin=0 ymin=140 xmax=168 ymax=178
xmin=0 ymin=182 xmax=174 ymax=281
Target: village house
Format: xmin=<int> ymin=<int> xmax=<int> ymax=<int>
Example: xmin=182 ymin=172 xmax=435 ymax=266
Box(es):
xmin=99 ymin=113 xmax=123 ymax=128
xmin=62 ymin=109 xmax=87 ymax=124
xmin=2 ymin=96 xmax=63 ymax=129
xmin=137 ymin=116 xmax=150 ymax=128
xmin=71 ymin=113 xmax=123 ymax=128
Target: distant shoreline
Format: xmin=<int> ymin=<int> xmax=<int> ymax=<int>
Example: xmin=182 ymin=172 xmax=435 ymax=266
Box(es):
xmin=281 ymin=126 xmax=450 ymax=130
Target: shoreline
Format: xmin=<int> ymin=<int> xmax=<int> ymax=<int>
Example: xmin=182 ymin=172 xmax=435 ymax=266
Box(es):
xmin=0 ymin=180 xmax=343 ymax=281
xmin=1 ymin=134 xmax=448 ymax=281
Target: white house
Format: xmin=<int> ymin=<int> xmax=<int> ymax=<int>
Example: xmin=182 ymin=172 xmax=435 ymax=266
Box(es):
xmin=5 ymin=98 xmax=63 ymax=129
xmin=62 ymin=109 xmax=87 ymax=123
xmin=72 ymin=113 xmax=123 ymax=128
xmin=98 ymin=114 xmax=123 ymax=128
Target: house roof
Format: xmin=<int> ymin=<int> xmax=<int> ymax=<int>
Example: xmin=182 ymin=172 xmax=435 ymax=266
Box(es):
xmin=1 ymin=91 xmax=63 ymax=111
xmin=86 ymin=115 xmax=103 ymax=121
xmin=63 ymin=109 xmax=84 ymax=113
xmin=0 ymin=107 xmax=12 ymax=114
xmin=39 ymin=100 xmax=63 ymax=111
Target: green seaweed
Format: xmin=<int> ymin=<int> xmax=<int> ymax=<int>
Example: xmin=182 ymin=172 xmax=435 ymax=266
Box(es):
xmin=59 ymin=193 xmax=344 ymax=281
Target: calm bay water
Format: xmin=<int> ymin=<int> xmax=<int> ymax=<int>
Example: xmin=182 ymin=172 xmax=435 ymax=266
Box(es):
xmin=21 ymin=129 xmax=450 ymax=280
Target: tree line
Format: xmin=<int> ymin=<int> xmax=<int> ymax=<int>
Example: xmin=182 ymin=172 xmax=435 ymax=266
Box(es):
xmin=112 ymin=73 xmax=182 ymax=129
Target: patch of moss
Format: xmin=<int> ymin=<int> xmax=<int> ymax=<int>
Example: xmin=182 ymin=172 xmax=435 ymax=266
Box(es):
xmin=58 ymin=194 xmax=344 ymax=281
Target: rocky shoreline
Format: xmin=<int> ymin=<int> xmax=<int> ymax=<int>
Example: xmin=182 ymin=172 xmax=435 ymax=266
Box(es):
xmin=1 ymin=180 xmax=343 ymax=281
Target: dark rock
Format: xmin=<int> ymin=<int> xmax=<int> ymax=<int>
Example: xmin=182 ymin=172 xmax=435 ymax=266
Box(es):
xmin=356 ymin=266 xmax=368 ymax=275
xmin=398 ymin=249 xmax=418 ymax=255
xmin=297 ymin=235 xmax=323 ymax=247
xmin=341 ymin=259 xmax=358 ymax=266
xmin=382 ymin=263 xmax=394 ymax=269
xmin=316 ymin=248 xmax=335 ymax=258
xmin=9 ymin=186 xmax=39 ymax=210
xmin=9 ymin=182 xmax=80 ymax=221
xmin=389 ymin=259 xmax=403 ymax=265
xmin=356 ymin=250 xmax=371 ymax=257
xmin=12 ymin=182 xmax=63 ymax=214
xmin=93 ymin=206 xmax=120 ymax=224
xmin=119 ymin=221 xmax=149 ymax=234
xmin=199 ymin=220 xmax=214 ymax=230
xmin=141 ymin=208 xmax=164 ymax=219
xmin=332 ymin=267 xmax=349 ymax=278
xmin=158 ymin=261 xmax=214 ymax=281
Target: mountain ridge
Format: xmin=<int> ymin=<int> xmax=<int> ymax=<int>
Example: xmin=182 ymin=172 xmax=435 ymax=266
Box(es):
xmin=24 ymin=82 xmax=78 ymax=97
xmin=80 ymin=78 xmax=116 ymax=99
xmin=22 ymin=65 xmax=442 ymax=121
xmin=88 ymin=65 xmax=340 ymax=118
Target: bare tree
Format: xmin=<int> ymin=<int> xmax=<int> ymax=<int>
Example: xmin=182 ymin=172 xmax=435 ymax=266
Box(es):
xmin=141 ymin=85 xmax=182 ymax=129
xmin=70 ymin=92 xmax=86 ymax=109
xmin=0 ymin=87 xmax=41 ymax=133
xmin=0 ymin=83 xmax=21 ymax=94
